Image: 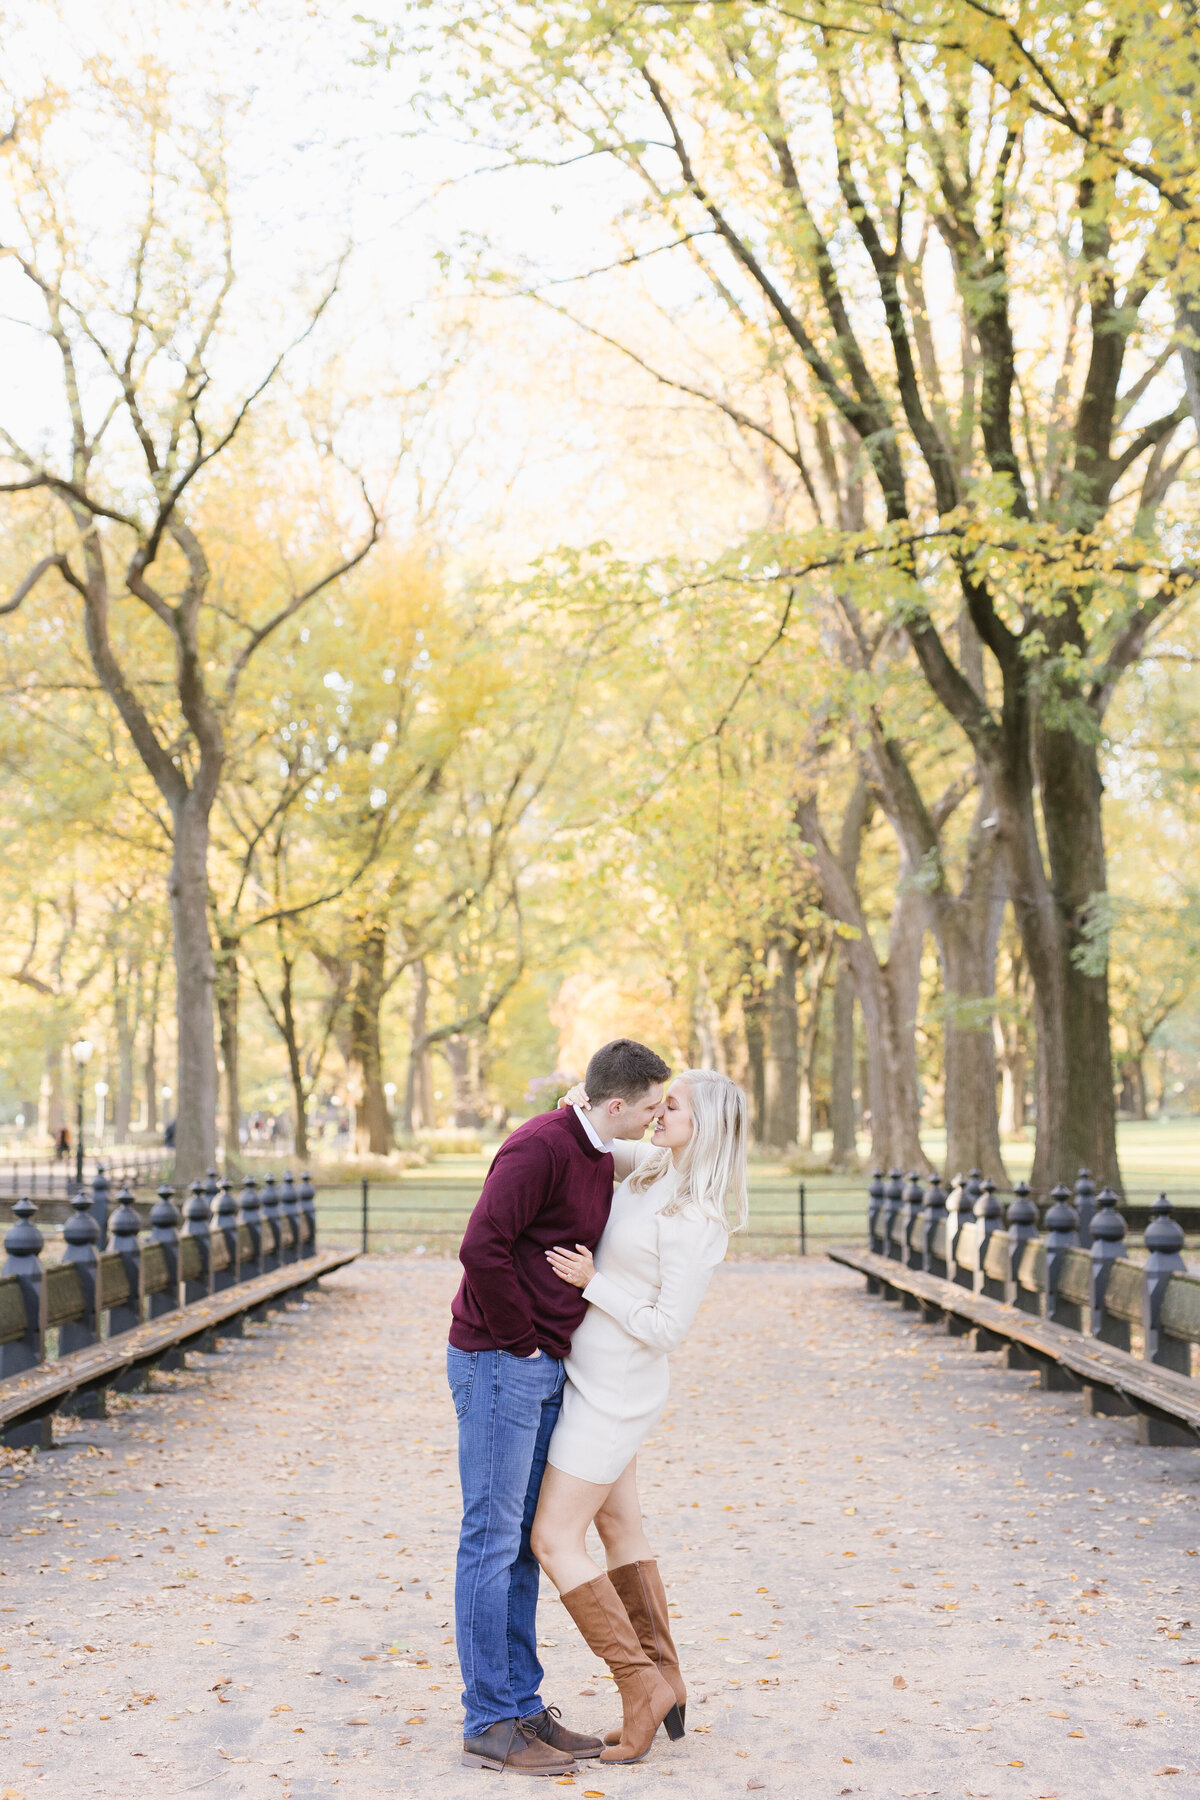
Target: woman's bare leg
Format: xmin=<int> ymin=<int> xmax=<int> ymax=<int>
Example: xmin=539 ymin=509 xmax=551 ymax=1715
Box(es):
xmin=594 ymin=1459 xmax=655 ymax=1569
xmin=530 ymin=1465 xmax=615 ymax=1594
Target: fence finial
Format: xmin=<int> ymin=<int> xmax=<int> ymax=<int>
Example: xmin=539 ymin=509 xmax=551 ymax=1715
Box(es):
xmin=90 ymin=1162 xmax=111 ymax=1250
xmin=1073 ymin=1167 xmax=1097 ymax=1249
xmin=1142 ymin=1193 xmax=1186 ymax=1371
xmin=1089 ymin=1186 xmax=1127 ymax=1348
xmin=183 ymin=1176 xmax=214 ymax=1303
xmin=239 ymin=1173 xmax=263 ymax=1279
xmin=108 ymin=1186 xmax=144 ymax=1337
xmin=883 ymin=1169 xmax=905 ymax=1262
xmin=920 ymin=1172 xmax=947 ymax=1277
xmin=260 ymin=1172 xmax=282 ymax=1273
xmin=867 ymin=1169 xmax=886 ymax=1255
xmin=148 ymin=1182 xmax=182 ymax=1319
xmin=1042 ymin=1184 xmax=1079 ymax=1325
xmin=0 ymin=1198 xmax=47 ymax=1444
xmin=902 ymin=1172 xmax=924 ymax=1270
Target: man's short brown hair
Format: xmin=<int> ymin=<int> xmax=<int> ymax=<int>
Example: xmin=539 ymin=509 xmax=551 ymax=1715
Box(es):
xmin=585 ymin=1039 xmax=671 ymax=1104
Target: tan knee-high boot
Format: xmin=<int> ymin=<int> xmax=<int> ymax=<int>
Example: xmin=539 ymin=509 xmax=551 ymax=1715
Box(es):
xmin=560 ymin=1573 xmax=683 ymax=1763
xmin=602 ymin=1560 xmax=686 ymax=1745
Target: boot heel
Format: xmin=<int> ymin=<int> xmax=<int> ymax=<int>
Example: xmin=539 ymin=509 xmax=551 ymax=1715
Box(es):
xmin=663 ymin=1703 xmax=685 ymax=1741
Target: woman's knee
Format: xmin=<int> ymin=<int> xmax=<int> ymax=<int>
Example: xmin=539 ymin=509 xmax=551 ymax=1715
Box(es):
xmin=529 ymin=1514 xmax=556 ymax=1565
xmin=593 ymin=1493 xmax=639 ymax=1545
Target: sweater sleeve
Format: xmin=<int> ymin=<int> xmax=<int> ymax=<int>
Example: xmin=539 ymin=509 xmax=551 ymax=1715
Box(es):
xmin=582 ymin=1211 xmax=728 ymax=1355
xmin=457 ymin=1135 xmax=558 ymax=1356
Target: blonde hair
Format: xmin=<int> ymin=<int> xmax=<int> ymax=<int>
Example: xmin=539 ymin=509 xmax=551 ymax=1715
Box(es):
xmin=627 ymin=1069 xmax=750 ymax=1233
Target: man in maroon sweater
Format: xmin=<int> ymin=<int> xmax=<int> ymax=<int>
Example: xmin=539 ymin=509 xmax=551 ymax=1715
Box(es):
xmin=448 ymin=1038 xmax=670 ymax=1777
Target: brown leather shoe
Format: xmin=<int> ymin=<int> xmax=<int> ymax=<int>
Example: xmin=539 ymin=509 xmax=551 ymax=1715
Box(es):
xmin=524 ymin=1704 xmax=603 ymax=1758
xmin=461 ymin=1717 xmax=576 ymax=1775
xmin=560 ymin=1573 xmax=680 ymax=1763
xmin=602 ymin=1560 xmax=687 ymax=1746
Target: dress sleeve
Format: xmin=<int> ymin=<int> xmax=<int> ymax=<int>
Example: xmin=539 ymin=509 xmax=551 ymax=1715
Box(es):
xmin=582 ymin=1210 xmax=728 ymax=1354
xmin=609 ymin=1139 xmax=659 ymax=1181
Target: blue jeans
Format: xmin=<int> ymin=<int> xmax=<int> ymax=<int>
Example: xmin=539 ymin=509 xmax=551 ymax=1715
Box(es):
xmin=447 ymin=1345 xmax=566 ymax=1738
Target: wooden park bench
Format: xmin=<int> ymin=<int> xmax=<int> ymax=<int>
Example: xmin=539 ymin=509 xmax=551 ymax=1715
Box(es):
xmin=1 ymin=1169 xmax=358 ymax=1449
xmin=828 ymin=1169 xmax=1200 ymax=1449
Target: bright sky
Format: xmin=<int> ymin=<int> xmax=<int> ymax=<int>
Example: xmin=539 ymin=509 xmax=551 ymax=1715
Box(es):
xmin=2 ymin=0 xmax=738 ymax=568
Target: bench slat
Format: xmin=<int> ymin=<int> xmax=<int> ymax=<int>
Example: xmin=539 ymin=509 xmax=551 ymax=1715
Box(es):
xmin=0 ymin=1248 xmax=358 ymax=1428
xmin=830 ymin=1245 xmax=1200 ymax=1433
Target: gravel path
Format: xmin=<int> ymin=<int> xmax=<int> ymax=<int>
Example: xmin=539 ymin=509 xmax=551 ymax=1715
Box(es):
xmin=0 ymin=1256 xmax=1197 ymax=1800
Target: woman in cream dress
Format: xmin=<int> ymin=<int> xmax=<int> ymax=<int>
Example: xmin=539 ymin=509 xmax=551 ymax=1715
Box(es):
xmin=529 ymin=1068 xmax=748 ymax=1766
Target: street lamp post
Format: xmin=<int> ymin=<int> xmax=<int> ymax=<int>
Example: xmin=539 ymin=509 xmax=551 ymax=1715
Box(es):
xmin=71 ymin=1039 xmax=94 ymax=1189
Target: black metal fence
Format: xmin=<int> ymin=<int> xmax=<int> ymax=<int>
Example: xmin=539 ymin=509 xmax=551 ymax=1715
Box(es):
xmin=0 ymin=1169 xmax=320 ymax=1429
xmin=0 ymin=1145 xmax=173 ymax=1201
xmin=310 ymin=1174 xmax=820 ymax=1256
xmin=863 ymin=1164 xmax=1199 ymax=1382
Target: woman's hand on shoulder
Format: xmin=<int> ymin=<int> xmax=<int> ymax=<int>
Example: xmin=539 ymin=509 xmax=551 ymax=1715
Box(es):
xmin=557 ymin=1082 xmax=590 ymax=1110
xmin=545 ymin=1242 xmax=595 ymax=1287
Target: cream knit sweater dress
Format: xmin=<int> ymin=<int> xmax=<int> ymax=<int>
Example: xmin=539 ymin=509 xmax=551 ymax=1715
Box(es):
xmin=546 ymin=1139 xmax=729 ymax=1485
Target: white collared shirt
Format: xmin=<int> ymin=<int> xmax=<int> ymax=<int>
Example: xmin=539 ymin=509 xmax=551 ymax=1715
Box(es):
xmin=574 ymin=1104 xmax=614 ymax=1153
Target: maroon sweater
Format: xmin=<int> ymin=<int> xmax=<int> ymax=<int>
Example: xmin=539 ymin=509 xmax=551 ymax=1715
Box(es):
xmin=449 ymin=1108 xmax=615 ymax=1360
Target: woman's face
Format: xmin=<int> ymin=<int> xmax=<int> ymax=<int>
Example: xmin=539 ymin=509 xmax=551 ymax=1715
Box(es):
xmin=651 ymin=1079 xmax=693 ymax=1150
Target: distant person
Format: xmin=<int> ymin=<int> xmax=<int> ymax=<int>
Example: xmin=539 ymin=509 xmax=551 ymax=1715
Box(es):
xmin=448 ymin=1037 xmax=670 ymax=1778
xmin=163 ymin=1118 xmax=175 ymax=1149
xmin=54 ymin=1125 xmax=70 ymax=1161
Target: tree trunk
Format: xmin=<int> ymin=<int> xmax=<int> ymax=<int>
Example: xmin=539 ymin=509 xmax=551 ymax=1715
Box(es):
xmin=937 ymin=909 xmax=1006 ymax=1183
xmin=742 ymin=981 xmax=767 ymax=1143
xmin=403 ymin=958 xmax=435 ymax=1134
xmin=113 ymin=959 xmax=135 ymax=1142
xmin=795 ymin=795 xmax=931 ymax=1172
xmin=830 ymin=773 xmax=869 ymax=1169
xmin=691 ymin=965 xmax=724 ymax=1070
xmin=214 ymin=931 xmax=241 ymax=1172
xmin=931 ymin=811 xmax=1008 ymax=1184
xmin=997 ymin=1045 xmax=1024 ymax=1135
xmin=879 ymin=877 xmax=931 ymax=1171
xmin=144 ymin=978 xmax=159 ymax=1136
xmin=993 ymin=932 xmax=1031 ymax=1136
xmin=798 ymin=939 xmax=835 ymax=1151
xmin=38 ymin=1041 xmax=64 ymax=1141
xmin=444 ymin=1036 xmax=484 ymax=1128
xmin=1118 ymin=1056 xmax=1147 ymax=1120
xmin=1001 ymin=716 xmax=1120 ymax=1192
xmin=277 ymin=948 xmax=310 ymax=1162
xmin=167 ymin=795 xmax=218 ymax=1182
xmin=762 ymin=936 xmax=799 ymax=1151
xmin=275 ymin=963 xmax=308 ymax=1159
xmin=347 ymin=921 xmax=392 ymax=1155
xmin=830 ymin=956 xmax=857 ymax=1167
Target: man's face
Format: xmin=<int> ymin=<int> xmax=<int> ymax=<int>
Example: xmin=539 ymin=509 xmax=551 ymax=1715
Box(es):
xmin=593 ymin=1083 xmax=666 ymax=1141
